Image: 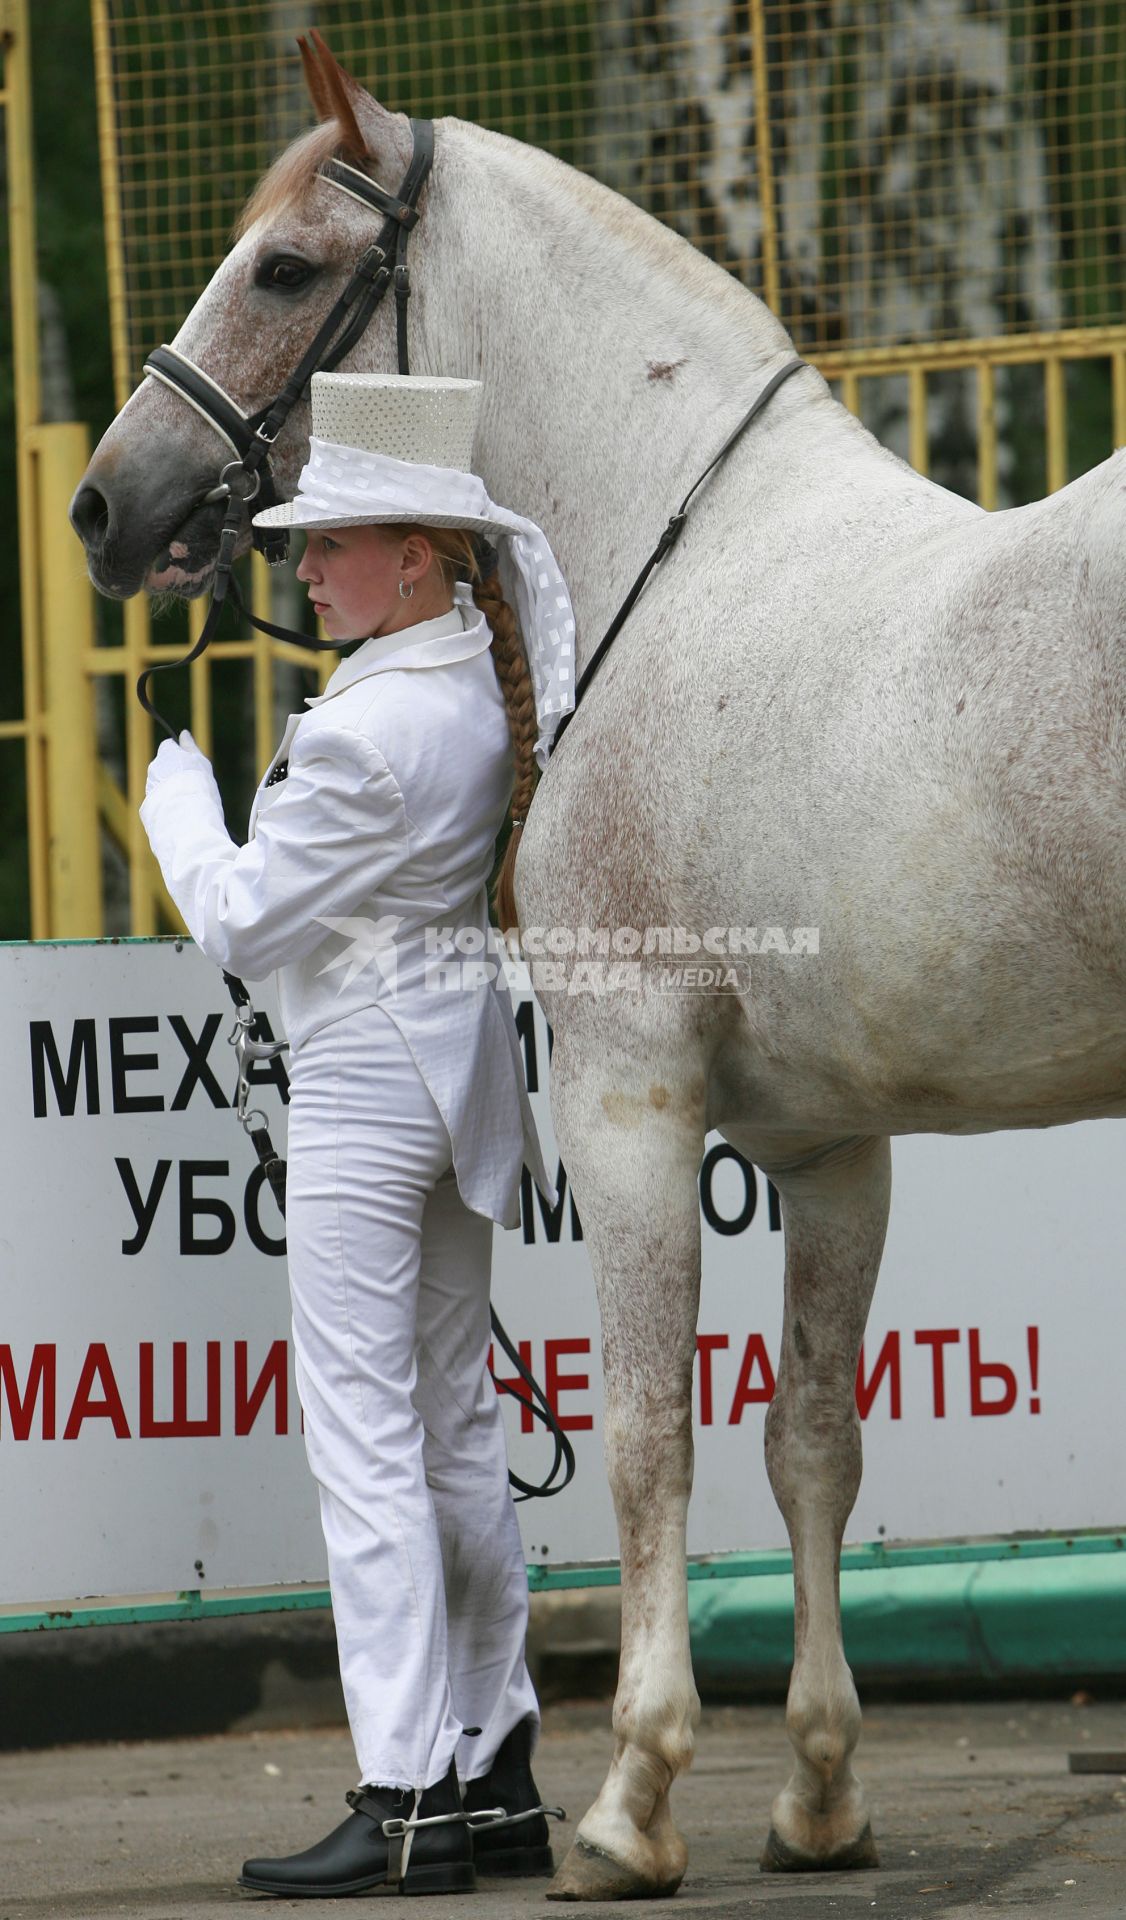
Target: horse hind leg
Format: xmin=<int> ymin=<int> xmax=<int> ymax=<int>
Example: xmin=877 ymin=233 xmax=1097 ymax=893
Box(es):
xmin=546 ymin=1038 xmax=705 ymax=1902
xmin=756 ymin=1131 xmax=891 ymax=1873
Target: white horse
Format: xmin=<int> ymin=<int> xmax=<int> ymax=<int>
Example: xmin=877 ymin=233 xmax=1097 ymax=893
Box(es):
xmin=71 ymin=48 xmax=1125 ymax=1902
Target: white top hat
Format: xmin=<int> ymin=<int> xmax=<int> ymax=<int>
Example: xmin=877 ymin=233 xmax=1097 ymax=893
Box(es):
xmin=254 ymin=373 xmax=496 ymax=531
xmin=253 ymin=372 xmax=576 ymax=765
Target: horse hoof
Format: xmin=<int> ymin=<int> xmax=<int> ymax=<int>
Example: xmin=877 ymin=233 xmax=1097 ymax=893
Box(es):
xmin=546 ymin=1838 xmax=682 ymax=1901
xmin=760 ymin=1822 xmax=879 ymax=1873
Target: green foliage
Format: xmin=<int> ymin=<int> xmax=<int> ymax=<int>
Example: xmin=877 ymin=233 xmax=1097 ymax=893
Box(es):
xmin=0 ymin=0 xmax=116 ymax=934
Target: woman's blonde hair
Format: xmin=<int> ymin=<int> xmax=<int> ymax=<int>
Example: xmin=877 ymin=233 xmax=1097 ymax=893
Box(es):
xmin=394 ymin=525 xmax=536 ymax=936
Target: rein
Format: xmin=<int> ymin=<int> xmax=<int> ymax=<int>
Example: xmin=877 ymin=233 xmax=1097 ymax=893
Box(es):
xmin=136 ymin=124 xmax=435 ymax=742
xmin=547 ymin=354 xmax=808 ymax=757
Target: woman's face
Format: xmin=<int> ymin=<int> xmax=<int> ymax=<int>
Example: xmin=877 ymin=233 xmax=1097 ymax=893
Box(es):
xmin=295 ymin=525 xmax=450 ymax=641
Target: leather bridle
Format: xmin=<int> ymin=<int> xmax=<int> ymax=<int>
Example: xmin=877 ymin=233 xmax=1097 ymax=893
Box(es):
xmin=136 ymin=120 xmax=435 ymax=737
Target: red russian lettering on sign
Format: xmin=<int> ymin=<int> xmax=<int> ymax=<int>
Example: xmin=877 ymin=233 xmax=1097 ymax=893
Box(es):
xmin=856 ymin=1332 xmax=902 ymax=1421
xmin=544 ymin=1338 xmax=594 ymax=1432
xmin=235 ymin=1341 xmax=289 ymax=1436
xmin=727 ymin=1335 xmax=775 ymax=1424
xmin=139 ymin=1341 xmax=222 ymax=1438
xmin=695 ymin=1333 xmax=729 ymax=1426
xmin=968 ymin=1328 xmax=1018 ymax=1416
xmin=0 ymin=1343 xmax=57 ymax=1440
xmin=63 ymin=1343 xmax=131 ymax=1439
xmin=489 ymin=1338 xmax=536 ymax=1434
xmin=914 ymin=1328 xmax=961 ymax=1418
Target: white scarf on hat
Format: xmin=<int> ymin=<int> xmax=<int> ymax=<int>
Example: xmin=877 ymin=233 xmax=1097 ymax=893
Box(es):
xmin=297 ymin=438 xmax=576 ymax=767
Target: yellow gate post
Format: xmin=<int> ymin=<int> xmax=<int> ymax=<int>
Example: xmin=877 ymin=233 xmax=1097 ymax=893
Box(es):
xmin=33 ymin=423 xmax=102 ymax=934
xmin=2 ymin=0 xmax=49 ymax=935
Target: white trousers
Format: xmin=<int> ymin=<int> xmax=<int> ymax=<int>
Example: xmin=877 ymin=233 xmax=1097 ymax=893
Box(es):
xmin=285 ymin=1003 xmax=539 ymax=1791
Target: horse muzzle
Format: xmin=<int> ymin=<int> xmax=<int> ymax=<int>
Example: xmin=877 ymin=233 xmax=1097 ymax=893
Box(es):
xmin=69 ymin=468 xmax=237 ymax=600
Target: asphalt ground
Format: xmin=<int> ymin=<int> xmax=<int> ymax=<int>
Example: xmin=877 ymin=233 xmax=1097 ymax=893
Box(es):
xmin=3 ymin=1698 xmax=1126 ymax=1920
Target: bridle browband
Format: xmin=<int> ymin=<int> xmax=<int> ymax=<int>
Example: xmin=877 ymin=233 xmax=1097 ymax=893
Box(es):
xmin=136 ymin=122 xmax=435 ymax=738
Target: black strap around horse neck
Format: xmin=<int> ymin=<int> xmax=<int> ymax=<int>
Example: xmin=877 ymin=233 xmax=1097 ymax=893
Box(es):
xmin=548 ymin=355 xmax=807 ymax=757
xmin=137 ymin=122 xmax=435 ymax=742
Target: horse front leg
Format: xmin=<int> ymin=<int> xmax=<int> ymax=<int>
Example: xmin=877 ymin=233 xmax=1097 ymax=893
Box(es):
xmin=547 ymin=1038 xmax=705 ymax=1902
xmin=759 ymin=1132 xmax=891 ymax=1872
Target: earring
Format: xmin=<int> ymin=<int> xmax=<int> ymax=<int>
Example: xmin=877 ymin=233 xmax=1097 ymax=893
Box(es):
xmin=399 ymin=579 xmax=414 ymax=600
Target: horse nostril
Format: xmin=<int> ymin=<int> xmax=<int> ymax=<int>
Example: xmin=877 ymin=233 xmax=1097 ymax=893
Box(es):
xmin=70 ymin=480 xmax=112 ymax=550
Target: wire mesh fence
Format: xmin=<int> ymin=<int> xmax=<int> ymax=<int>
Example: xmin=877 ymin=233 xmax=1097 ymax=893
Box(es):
xmin=96 ymin=0 xmax=1126 ymax=394
xmin=58 ymin=0 xmax=1126 ymax=933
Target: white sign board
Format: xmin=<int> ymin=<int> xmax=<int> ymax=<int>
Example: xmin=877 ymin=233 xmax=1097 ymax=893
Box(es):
xmin=1 ymin=940 xmax=1123 ymax=1608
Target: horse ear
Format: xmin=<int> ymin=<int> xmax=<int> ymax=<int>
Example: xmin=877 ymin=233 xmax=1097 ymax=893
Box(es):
xmin=299 ymin=25 xmax=370 ymax=167
xmin=297 ymin=33 xmax=335 ymax=127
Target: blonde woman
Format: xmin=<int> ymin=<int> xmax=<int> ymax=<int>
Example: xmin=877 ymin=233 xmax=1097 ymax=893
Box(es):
xmin=140 ymin=373 xmax=575 ymax=1898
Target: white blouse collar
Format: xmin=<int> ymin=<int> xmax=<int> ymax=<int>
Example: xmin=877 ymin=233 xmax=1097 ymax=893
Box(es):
xmin=304 ymin=585 xmax=491 ymax=707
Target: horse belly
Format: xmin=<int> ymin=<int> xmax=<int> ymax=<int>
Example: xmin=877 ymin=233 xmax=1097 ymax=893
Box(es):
xmin=708 ymin=876 xmax=1126 ymax=1138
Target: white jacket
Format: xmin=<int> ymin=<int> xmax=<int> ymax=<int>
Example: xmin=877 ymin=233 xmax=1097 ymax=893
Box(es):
xmin=139 ymin=589 xmax=553 ymax=1229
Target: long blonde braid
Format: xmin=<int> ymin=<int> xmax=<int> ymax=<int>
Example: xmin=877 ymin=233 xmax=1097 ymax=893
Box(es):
xmin=413 ymin=528 xmax=536 ymax=936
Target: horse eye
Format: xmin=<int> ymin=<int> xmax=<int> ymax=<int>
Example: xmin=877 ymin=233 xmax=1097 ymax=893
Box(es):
xmin=257 ymin=255 xmax=317 ymax=292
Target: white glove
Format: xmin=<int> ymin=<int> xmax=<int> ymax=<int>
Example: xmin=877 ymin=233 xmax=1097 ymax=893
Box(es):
xmin=144 ymin=729 xmax=222 ymax=811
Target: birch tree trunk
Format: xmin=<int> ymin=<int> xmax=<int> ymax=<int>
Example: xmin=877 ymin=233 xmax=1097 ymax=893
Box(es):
xmin=593 ymin=0 xmax=1058 ymax=500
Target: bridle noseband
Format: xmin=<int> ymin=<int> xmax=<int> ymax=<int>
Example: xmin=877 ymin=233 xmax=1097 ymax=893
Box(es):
xmin=137 ymin=120 xmax=435 ymax=737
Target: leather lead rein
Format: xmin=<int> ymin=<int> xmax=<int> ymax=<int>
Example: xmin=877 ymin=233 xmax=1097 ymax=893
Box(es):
xmin=548 ymin=355 xmax=807 ymax=756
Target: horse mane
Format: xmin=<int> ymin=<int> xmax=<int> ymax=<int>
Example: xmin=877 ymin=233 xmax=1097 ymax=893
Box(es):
xmin=234 ymin=103 xmax=777 ymax=348
xmin=233 ymin=121 xmax=346 ymax=239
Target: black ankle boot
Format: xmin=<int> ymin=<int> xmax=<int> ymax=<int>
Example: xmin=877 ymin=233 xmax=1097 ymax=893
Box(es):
xmin=238 ymin=1756 xmax=475 ymax=1897
xmin=464 ymin=1718 xmax=564 ymax=1878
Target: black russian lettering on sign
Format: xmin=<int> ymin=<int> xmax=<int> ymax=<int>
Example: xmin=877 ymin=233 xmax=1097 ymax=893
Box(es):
xmin=699 ymin=1144 xmax=757 ymax=1236
xmin=513 ymin=998 xmax=539 ymax=1092
xmin=244 ymin=1165 xmax=287 ymax=1256
xmin=520 ymin=1162 xmax=582 ymax=1246
xmin=108 ymin=1016 xmax=164 ymax=1113
xmin=168 ymin=1013 xmax=228 ymax=1110
xmin=29 ymin=1019 xmax=100 ymax=1117
xmin=179 ymin=1160 xmax=237 ymax=1255
xmin=116 ymin=1156 xmax=172 ymax=1255
xmin=241 ymin=1012 xmax=291 ymax=1104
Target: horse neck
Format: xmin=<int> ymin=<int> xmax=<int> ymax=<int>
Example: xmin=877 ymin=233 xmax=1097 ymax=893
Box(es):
xmin=398 ymin=121 xmax=798 ymax=654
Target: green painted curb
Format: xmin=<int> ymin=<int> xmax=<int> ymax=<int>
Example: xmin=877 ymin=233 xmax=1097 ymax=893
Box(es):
xmin=4 ymin=1535 xmax=1124 ymax=1692
xmin=690 ymin=1542 xmax=1126 ymax=1686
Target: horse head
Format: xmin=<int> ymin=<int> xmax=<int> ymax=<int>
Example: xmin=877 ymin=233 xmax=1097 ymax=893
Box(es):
xmin=69 ymin=35 xmax=422 ymax=599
